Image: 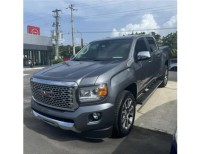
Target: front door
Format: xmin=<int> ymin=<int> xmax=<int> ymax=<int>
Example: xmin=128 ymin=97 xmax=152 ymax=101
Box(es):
xmin=132 ymin=37 xmax=154 ymax=92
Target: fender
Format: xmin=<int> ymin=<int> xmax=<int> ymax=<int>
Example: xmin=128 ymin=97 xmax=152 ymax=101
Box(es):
xmin=109 ymin=68 xmax=137 ymax=104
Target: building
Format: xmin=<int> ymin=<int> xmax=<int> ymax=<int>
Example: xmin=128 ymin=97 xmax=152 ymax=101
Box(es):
xmin=23 ymin=33 xmax=53 ymax=66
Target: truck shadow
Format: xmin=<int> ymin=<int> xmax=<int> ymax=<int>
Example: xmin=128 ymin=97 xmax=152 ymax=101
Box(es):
xmin=112 ymin=100 xmax=176 ymax=154
xmin=112 ymin=125 xmax=173 ymax=154
xmin=24 ymin=100 xmax=176 ymax=154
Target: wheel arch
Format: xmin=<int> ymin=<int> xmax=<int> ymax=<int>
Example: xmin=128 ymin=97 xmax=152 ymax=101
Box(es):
xmin=124 ymin=83 xmax=137 ymax=99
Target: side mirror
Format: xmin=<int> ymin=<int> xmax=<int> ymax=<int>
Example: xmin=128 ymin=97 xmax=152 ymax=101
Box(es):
xmin=137 ymin=51 xmax=151 ymax=61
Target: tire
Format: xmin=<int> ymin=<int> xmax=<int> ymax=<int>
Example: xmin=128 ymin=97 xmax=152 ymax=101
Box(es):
xmin=159 ymin=65 xmax=168 ymax=88
xmin=112 ymin=90 xmax=136 ymax=138
xmin=172 ymin=67 xmax=177 ymax=72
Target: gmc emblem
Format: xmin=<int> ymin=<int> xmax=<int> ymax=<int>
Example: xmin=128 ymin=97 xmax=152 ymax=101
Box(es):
xmin=39 ymin=90 xmax=55 ymax=98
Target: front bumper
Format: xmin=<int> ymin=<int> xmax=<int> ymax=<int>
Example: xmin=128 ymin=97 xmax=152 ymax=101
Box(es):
xmin=32 ymin=110 xmax=79 ymax=132
xmin=31 ymin=98 xmax=114 ymax=136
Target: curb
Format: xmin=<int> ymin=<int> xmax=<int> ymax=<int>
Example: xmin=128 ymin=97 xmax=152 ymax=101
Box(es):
xmin=23 ymin=67 xmax=45 ymax=71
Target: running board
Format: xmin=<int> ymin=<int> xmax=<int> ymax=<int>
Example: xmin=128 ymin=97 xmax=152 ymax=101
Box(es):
xmin=137 ymin=80 xmax=162 ymax=105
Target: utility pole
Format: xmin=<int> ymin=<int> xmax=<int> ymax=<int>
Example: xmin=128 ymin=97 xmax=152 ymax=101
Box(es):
xmin=77 ymin=31 xmax=83 ymax=48
xmin=52 ymin=9 xmax=61 ymax=59
xmin=67 ymin=4 xmax=77 ymax=55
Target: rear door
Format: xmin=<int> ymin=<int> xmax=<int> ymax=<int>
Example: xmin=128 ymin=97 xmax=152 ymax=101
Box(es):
xmin=145 ymin=37 xmax=162 ymax=79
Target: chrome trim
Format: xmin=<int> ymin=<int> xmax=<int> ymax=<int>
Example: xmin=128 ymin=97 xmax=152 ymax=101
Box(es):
xmin=32 ymin=110 xmax=80 ymax=132
xmin=137 ymin=51 xmax=151 ymax=61
xmin=31 ymin=78 xmax=78 ymax=87
xmin=31 ymin=78 xmax=79 ymax=111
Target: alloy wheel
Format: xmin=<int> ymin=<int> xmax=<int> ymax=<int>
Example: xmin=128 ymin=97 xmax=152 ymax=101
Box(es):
xmin=121 ymin=98 xmax=134 ymax=130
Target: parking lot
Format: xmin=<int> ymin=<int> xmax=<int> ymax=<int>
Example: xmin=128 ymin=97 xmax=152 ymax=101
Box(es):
xmin=24 ymin=68 xmax=177 ymax=154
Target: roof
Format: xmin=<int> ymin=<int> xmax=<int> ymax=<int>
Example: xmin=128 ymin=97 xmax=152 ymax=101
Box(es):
xmin=24 ymin=33 xmax=52 ymax=46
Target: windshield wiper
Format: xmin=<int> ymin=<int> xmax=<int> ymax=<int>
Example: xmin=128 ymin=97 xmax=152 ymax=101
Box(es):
xmin=73 ymin=58 xmax=113 ymax=61
xmin=93 ymin=59 xmax=104 ymax=61
xmin=93 ymin=59 xmax=110 ymax=61
xmin=72 ymin=58 xmax=95 ymax=61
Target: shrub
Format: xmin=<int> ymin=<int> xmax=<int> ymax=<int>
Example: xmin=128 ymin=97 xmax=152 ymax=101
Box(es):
xmin=51 ymin=58 xmax=63 ymax=64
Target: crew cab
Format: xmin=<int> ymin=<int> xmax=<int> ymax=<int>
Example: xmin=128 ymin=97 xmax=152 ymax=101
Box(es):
xmin=30 ymin=35 xmax=170 ymax=137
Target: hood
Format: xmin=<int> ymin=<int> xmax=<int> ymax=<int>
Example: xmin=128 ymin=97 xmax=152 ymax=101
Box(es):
xmin=33 ymin=60 xmax=123 ymax=85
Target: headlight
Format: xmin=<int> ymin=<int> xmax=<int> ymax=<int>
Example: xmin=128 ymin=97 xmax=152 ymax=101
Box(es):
xmin=79 ymin=84 xmax=108 ymax=102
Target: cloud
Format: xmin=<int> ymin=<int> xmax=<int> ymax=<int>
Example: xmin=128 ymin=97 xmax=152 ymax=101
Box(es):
xmin=163 ymin=15 xmax=177 ymax=28
xmin=112 ymin=14 xmax=160 ymax=37
xmin=24 ymin=0 xmax=177 ymax=40
xmin=112 ymin=14 xmax=178 ymax=37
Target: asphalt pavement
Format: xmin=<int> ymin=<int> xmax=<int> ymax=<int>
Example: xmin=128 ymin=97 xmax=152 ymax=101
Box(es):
xmin=24 ymin=68 xmax=177 ymax=154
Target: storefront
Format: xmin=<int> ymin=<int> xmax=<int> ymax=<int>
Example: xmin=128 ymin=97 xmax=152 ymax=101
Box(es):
xmin=23 ymin=33 xmax=53 ymax=66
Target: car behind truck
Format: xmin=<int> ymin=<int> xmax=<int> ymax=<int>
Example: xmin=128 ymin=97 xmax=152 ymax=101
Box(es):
xmin=30 ymin=35 xmax=170 ymax=138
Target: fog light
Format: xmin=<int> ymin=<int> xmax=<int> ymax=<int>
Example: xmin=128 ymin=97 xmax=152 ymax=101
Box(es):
xmin=92 ymin=112 xmax=101 ymax=121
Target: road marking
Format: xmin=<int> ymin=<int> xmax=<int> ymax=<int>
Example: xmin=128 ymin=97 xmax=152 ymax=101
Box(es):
xmin=24 ymin=74 xmax=30 ymax=76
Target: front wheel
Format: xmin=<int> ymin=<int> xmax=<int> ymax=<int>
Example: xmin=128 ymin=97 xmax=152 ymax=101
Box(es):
xmin=112 ymin=90 xmax=136 ymax=138
xmin=159 ymin=65 xmax=168 ymax=88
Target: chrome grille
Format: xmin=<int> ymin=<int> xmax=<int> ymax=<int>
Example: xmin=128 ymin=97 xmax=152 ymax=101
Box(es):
xmin=31 ymin=81 xmax=75 ymax=110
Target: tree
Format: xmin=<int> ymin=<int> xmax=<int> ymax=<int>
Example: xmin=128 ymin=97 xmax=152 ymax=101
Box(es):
xmin=162 ymin=32 xmax=177 ymax=58
xmin=59 ymin=45 xmax=72 ymax=58
xmin=151 ymin=32 xmax=161 ymax=42
xmin=75 ymin=46 xmax=82 ymax=54
xmin=135 ymin=32 xmax=146 ymax=35
xmin=59 ymin=45 xmax=83 ymax=57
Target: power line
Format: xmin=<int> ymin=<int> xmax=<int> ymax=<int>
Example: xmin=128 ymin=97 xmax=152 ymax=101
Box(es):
xmin=36 ymin=6 xmax=176 ymax=29
xmin=72 ymin=0 xmax=136 ymax=7
xmin=25 ymin=15 xmax=53 ymax=23
xmin=78 ymin=5 xmax=176 ymax=18
xmin=74 ymin=0 xmax=138 ymax=9
xmin=63 ymin=27 xmax=177 ymax=35
xmin=25 ymin=6 xmax=175 ymax=27
xmin=81 ymin=8 xmax=176 ymax=21
xmin=25 ymin=4 xmax=176 ymax=23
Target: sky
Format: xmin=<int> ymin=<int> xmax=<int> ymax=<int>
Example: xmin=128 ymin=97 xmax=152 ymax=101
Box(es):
xmin=24 ymin=0 xmax=177 ymax=45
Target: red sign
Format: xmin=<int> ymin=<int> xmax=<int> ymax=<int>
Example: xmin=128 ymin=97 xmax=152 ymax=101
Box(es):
xmin=63 ymin=57 xmax=70 ymax=61
xmin=27 ymin=25 xmax=40 ymax=35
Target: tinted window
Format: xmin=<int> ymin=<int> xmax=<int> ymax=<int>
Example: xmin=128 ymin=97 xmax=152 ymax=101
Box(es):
xmin=135 ymin=38 xmax=148 ymax=53
xmin=73 ymin=39 xmax=132 ymax=61
xmin=146 ymin=37 xmax=157 ymax=52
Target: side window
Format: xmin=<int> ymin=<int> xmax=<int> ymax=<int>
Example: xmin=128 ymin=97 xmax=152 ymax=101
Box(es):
xmin=146 ymin=37 xmax=158 ymax=52
xmin=135 ymin=38 xmax=148 ymax=54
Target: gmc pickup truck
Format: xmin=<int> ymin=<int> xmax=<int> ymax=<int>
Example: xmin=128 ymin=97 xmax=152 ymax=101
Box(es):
xmin=30 ymin=35 xmax=170 ymax=138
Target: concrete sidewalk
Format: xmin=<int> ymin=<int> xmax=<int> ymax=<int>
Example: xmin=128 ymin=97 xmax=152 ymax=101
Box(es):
xmin=135 ymin=76 xmax=177 ymax=135
xmin=23 ymin=66 xmax=48 ymax=71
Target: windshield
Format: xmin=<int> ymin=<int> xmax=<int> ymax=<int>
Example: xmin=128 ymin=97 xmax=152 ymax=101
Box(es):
xmin=73 ymin=39 xmax=132 ymax=61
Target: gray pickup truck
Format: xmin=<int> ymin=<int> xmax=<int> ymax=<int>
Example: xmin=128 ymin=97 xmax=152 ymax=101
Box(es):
xmin=30 ymin=35 xmax=170 ymax=138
